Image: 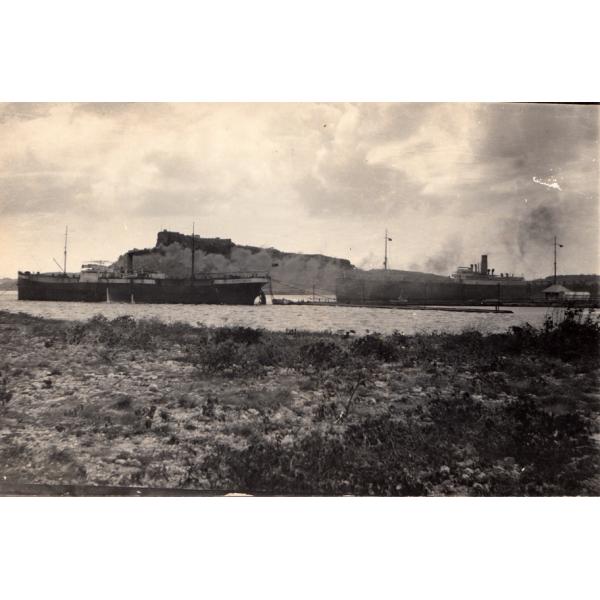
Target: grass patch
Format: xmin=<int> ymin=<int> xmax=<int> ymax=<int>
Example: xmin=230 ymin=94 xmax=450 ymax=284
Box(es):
xmin=199 ymin=392 xmax=599 ymax=496
xmin=1 ymin=308 xmax=598 ymax=495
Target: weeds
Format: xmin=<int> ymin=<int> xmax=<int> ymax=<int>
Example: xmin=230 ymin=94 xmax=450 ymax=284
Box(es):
xmin=0 ymin=372 xmax=12 ymax=409
xmin=213 ymin=326 xmax=263 ymax=345
xmin=300 ymin=339 xmax=348 ymax=369
xmin=113 ymin=395 xmax=133 ymax=410
xmin=351 ymin=334 xmax=400 ymax=362
xmin=1 ymin=308 xmax=598 ymax=495
xmin=194 ymin=339 xmax=266 ymax=377
xmin=199 ymin=392 xmax=599 ymax=496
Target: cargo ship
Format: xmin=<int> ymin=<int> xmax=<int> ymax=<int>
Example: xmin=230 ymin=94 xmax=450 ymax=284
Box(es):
xmin=18 ymin=231 xmax=270 ymax=305
xmin=336 ymin=254 xmax=547 ymax=306
xmin=18 ymin=267 xmax=270 ymax=305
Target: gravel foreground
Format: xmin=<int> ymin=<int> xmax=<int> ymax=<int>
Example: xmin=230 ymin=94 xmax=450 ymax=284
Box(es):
xmin=0 ymin=309 xmax=598 ymax=496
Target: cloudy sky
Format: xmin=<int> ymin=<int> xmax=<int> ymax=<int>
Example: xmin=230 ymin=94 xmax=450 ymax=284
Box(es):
xmin=0 ymin=102 xmax=597 ymax=279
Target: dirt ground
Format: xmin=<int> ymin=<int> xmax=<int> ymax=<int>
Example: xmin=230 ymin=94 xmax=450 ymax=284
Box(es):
xmin=0 ymin=310 xmax=598 ymax=495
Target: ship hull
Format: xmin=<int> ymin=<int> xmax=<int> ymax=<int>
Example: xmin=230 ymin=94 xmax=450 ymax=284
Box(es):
xmin=17 ymin=273 xmax=268 ymax=305
xmin=336 ymin=276 xmax=547 ymax=305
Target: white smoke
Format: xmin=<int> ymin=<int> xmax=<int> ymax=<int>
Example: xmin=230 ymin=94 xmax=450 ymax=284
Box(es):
xmin=532 ymin=176 xmax=562 ymax=191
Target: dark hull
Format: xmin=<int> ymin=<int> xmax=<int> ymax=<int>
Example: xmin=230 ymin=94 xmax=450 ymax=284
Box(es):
xmin=18 ymin=275 xmax=267 ymax=305
xmin=336 ymin=276 xmax=549 ymax=305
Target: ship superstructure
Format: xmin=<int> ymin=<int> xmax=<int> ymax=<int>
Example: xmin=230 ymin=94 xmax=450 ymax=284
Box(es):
xmin=450 ymin=254 xmax=524 ymax=284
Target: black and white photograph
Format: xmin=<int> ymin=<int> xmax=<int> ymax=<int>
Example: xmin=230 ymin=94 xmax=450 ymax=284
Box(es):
xmin=1 ymin=101 xmax=598 ymax=497
xmin=1 ymin=2 xmax=599 ymax=599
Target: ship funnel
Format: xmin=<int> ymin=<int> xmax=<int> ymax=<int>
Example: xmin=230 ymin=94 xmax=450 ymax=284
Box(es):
xmin=127 ymin=252 xmax=133 ymax=272
xmin=481 ymin=255 xmax=488 ymax=276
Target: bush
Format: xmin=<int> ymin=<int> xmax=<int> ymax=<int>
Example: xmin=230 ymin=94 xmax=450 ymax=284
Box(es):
xmin=63 ymin=315 xmax=155 ymax=349
xmin=196 ymin=390 xmax=599 ymax=496
xmin=300 ymin=339 xmax=348 ymax=369
xmin=195 ymin=339 xmax=265 ymax=376
xmin=538 ymin=308 xmax=600 ymax=361
xmin=351 ymin=334 xmax=400 ymax=362
xmin=0 ymin=372 xmax=12 ymax=408
xmin=213 ymin=326 xmax=263 ymax=345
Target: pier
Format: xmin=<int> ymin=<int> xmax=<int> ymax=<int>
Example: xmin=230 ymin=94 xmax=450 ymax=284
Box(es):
xmin=272 ymin=298 xmax=513 ymax=313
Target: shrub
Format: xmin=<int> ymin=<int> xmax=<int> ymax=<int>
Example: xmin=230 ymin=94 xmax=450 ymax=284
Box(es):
xmin=213 ymin=326 xmax=263 ymax=345
xmin=198 ymin=339 xmax=240 ymax=371
xmin=113 ymin=395 xmax=132 ymax=410
xmin=0 ymin=372 xmax=12 ymax=408
xmin=300 ymin=339 xmax=348 ymax=369
xmin=351 ymin=334 xmax=400 ymax=362
xmin=196 ymin=391 xmax=599 ymax=496
xmin=196 ymin=339 xmax=265 ymax=376
xmin=64 ymin=315 xmax=155 ymax=349
xmin=538 ymin=308 xmax=600 ymax=361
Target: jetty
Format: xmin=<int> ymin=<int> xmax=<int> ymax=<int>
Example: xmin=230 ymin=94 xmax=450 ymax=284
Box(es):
xmin=271 ymin=298 xmax=513 ymax=314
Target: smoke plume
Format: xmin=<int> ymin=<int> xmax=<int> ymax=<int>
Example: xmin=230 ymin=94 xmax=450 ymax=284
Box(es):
xmin=514 ymin=205 xmax=560 ymax=258
xmin=497 ymin=201 xmax=566 ymax=277
xmin=422 ymin=238 xmax=464 ymax=275
xmin=115 ymin=242 xmax=353 ymax=296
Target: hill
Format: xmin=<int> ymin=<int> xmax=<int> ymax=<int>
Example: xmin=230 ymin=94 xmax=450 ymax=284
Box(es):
xmin=0 ymin=278 xmax=17 ymax=291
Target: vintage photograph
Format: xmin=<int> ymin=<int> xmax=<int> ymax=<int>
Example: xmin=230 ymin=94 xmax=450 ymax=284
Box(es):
xmin=0 ymin=102 xmax=598 ymax=496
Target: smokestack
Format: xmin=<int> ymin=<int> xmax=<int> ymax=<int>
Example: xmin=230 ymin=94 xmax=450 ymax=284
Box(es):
xmin=127 ymin=252 xmax=133 ymax=272
xmin=481 ymin=255 xmax=488 ymax=276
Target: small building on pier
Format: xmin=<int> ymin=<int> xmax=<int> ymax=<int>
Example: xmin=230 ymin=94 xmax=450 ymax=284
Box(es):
xmin=543 ymin=284 xmax=591 ymax=303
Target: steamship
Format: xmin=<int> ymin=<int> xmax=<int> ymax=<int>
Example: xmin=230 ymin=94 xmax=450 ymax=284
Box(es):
xmin=335 ymin=254 xmax=544 ymax=306
xmin=18 ymin=234 xmax=270 ymax=305
xmin=18 ymin=267 xmax=269 ymax=305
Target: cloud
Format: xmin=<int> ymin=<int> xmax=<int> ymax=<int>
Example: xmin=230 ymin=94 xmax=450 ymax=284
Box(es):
xmin=0 ymin=172 xmax=92 ymax=215
xmin=532 ymin=176 xmax=562 ymax=191
xmin=0 ymin=103 xmax=55 ymax=124
xmin=0 ymin=102 xmax=597 ymax=279
xmin=294 ymin=103 xmax=438 ymax=217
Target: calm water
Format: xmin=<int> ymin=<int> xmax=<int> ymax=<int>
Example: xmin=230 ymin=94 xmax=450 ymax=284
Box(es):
xmin=0 ymin=290 xmax=569 ymax=336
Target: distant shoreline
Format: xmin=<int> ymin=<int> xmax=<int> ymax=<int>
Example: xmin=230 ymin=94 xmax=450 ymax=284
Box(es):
xmin=0 ymin=279 xmax=16 ymax=291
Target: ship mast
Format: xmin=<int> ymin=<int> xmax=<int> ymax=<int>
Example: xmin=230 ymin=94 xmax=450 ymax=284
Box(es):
xmin=191 ymin=222 xmax=195 ymax=280
xmin=63 ymin=225 xmax=68 ymax=274
xmin=553 ymin=236 xmax=563 ymax=285
xmin=384 ymin=229 xmax=392 ymax=270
